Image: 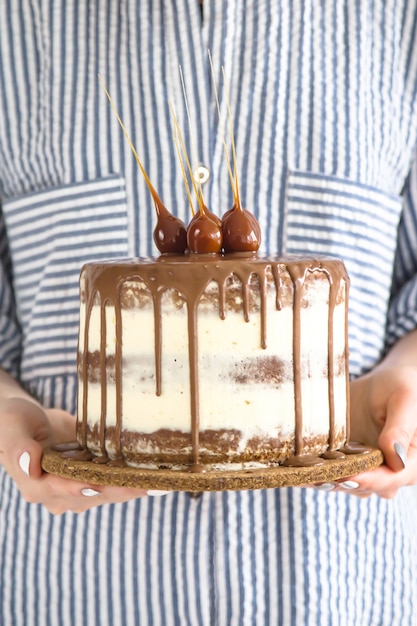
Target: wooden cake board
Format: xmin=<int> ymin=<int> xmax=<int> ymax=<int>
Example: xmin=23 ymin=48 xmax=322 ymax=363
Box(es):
xmin=42 ymin=448 xmax=384 ymax=492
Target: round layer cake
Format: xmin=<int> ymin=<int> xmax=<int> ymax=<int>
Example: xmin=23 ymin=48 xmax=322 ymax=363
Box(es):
xmin=76 ymin=253 xmax=350 ymax=471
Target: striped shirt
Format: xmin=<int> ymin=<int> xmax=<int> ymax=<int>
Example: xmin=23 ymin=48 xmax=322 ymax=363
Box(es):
xmin=1 ymin=1 xmax=417 ymax=624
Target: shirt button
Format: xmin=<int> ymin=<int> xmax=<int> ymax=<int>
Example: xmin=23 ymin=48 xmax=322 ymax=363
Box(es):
xmin=193 ymin=165 xmax=210 ymax=185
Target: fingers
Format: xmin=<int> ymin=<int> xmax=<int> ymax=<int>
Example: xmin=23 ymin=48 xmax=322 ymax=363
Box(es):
xmin=0 ymin=400 xmax=52 ymax=479
xmin=349 ymin=451 xmax=417 ymax=498
xmin=378 ymin=386 xmax=417 ymax=471
xmin=0 ymin=399 xmax=173 ymax=512
xmin=313 ymin=460 xmax=413 ymax=499
xmin=17 ymin=469 xmax=149 ymax=514
xmin=0 ymin=437 xmax=45 ymax=483
xmin=313 ymin=479 xmax=372 ymax=498
xmin=347 ymin=360 xmax=417 ymax=495
xmin=16 ymin=444 xmax=44 ymax=480
xmin=44 ymin=408 xmax=77 ymax=444
xmin=15 ymin=454 xmax=171 ymax=513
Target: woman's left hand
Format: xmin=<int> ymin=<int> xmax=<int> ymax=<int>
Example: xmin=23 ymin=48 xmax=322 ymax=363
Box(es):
xmin=317 ymin=329 xmax=417 ymax=498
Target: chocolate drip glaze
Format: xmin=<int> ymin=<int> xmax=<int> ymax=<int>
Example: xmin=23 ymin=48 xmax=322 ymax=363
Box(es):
xmin=282 ymin=261 xmax=348 ymax=467
xmin=77 ymin=254 xmax=350 ymax=469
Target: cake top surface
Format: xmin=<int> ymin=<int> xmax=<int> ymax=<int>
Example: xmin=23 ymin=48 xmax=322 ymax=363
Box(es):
xmin=81 ymin=252 xmax=347 ymax=270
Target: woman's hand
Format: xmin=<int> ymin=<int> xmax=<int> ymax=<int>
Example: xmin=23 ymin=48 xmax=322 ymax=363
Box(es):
xmin=0 ymin=396 xmax=148 ymax=514
xmin=318 ymin=330 xmax=417 ymax=498
xmin=346 ymin=364 xmax=417 ymax=498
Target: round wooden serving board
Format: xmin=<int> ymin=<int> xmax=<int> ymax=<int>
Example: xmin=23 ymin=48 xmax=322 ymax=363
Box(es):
xmin=42 ymin=448 xmax=384 ymax=492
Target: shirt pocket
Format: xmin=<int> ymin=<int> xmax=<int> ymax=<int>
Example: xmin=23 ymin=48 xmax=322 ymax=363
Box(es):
xmin=284 ymin=170 xmax=403 ymax=376
xmin=3 ymin=174 xmax=129 ymax=380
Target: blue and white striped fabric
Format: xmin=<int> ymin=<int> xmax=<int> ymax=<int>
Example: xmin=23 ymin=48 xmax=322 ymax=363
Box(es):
xmin=1 ymin=1 xmax=417 ymax=625
xmin=285 ymin=170 xmax=403 ymax=374
xmin=4 ymin=175 xmax=129 ymax=379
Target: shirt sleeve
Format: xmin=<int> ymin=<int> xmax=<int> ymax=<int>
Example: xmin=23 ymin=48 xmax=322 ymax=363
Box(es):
xmin=0 ymin=204 xmax=21 ymax=377
xmin=386 ymin=151 xmax=417 ymax=347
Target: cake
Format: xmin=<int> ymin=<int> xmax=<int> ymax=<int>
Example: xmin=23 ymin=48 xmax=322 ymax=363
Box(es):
xmin=74 ymin=79 xmax=351 ymax=473
xmin=76 ymin=251 xmax=350 ymax=471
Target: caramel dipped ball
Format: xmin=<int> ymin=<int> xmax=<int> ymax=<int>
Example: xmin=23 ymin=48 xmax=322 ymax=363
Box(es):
xmin=221 ymin=204 xmax=261 ymax=252
xmin=153 ymin=200 xmax=188 ymax=254
xmin=196 ymin=206 xmax=222 ymax=228
xmin=187 ymin=206 xmax=223 ymax=253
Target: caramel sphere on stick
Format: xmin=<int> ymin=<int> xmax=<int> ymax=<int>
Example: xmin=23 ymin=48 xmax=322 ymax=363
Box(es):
xmin=153 ymin=196 xmax=188 ymax=254
xmin=97 ymin=77 xmax=187 ymax=254
xmin=221 ymin=204 xmax=261 ymax=252
xmin=187 ymin=205 xmax=223 ymax=253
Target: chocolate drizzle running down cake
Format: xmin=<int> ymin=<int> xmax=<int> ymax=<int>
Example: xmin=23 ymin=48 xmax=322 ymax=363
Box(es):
xmin=76 ymin=253 xmax=350 ymax=471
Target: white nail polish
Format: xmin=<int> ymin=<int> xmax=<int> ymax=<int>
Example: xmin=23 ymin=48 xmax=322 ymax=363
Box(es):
xmin=316 ymin=483 xmax=335 ymax=492
xmin=81 ymin=488 xmax=100 ymax=497
xmin=394 ymin=442 xmax=407 ymax=468
xmin=147 ymin=490 xmax=171 ymax=497
xmin=19 ymin=451 xmax=30 ymax=477
xmin=339 ymin=480 xmax=360 ymax=490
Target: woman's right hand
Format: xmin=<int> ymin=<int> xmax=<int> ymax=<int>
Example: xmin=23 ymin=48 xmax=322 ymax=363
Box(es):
xmin=0 ymin=397 xmax=149 ymax=514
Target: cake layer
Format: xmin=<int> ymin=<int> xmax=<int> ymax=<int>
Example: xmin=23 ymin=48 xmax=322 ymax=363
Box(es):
xmin=81 ymin=424 xmax=346 ymax=468
xmin=76 ymin=254 xmax=350 ymax=470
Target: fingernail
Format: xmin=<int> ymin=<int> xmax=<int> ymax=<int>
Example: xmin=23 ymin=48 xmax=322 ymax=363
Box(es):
xmin=81 ymin=488 xmax=100 ymax=497
xmin=147 ymin=490 xmax=171 ymax=497
xmin=19 ymin=451 xmax=30 ymax=477
xmin=315 ymin=483 xmax=336 ymax=492
xmin=394 ymin=442 xmax=407 ymax=469
xmin=339 ymin=480 xmax=360 ymax=490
